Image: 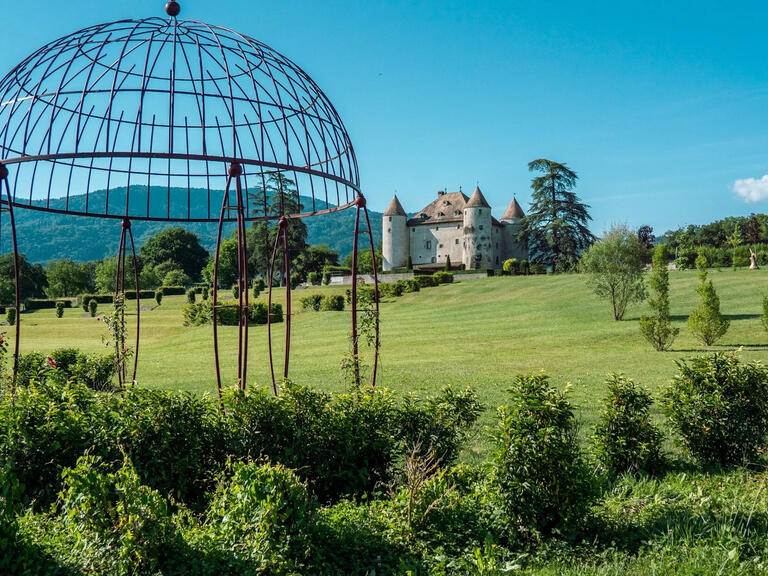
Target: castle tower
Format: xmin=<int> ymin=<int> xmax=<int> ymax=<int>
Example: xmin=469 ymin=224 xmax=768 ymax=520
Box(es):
xmin=500 ymin=197 xmax=527 ymax=260
xmin=463 ymin=187 xmax=493 ymax=270
xmin=382 ymin=195 xmax=408 ymax=271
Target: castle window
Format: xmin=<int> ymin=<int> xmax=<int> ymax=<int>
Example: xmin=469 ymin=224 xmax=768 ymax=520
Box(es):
xmin=437 ymin=212 xmax=444 ymax=217
xmin=455 ymin=238 xmax=459 ymax=244
xmin=388 ymin=216 xmax=392 ymax=222
xmin=439 ymin=243 xmax=443 ymax=248
xmin=431 ymin=257 xmax=436 ymax=263
xmin=479 ymin=209 xmax=482 ymax=214
xmin=455 ymin=210 xmax=461 ymax=216
xmin=426 ymin=240 xmax=431 ymax=249
xmin=479 ymin=225 xmax=484 ymax=230
xmin=496 ymin=256 xmax=499 ymax=264
xmin=456 ymin=224 xmax=460 ymax=229
xmin=411 ymin=228 xmax=414 ymax=233
xmin=387 ymin=228 xmax=391 ymax=233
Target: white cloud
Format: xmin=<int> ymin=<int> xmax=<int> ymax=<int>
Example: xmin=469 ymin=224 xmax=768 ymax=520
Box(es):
xmin=733 ymin=175 xmax=768 ymax=202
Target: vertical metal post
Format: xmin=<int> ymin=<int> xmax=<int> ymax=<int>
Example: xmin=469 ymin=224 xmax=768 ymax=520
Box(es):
xmin=0 ymin=166 xmax=20 ymax=389
xmin=212 ymin=172 xmax=234 ymax=409
xmin=282 ymin=218 xmax=291 ymax=379
xmin=231 ymin=163 xmax=249 ymax=390
xmin=350 ymin=195 xmax=362 ymax=386
xmin=361 ymin=200 xmax=380 ymax=388
xmin=125 ymin=220 xmax=141 ymax=383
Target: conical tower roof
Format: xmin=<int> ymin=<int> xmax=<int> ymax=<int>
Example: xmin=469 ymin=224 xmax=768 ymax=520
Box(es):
xmin=465 ymin=186 xmax=491 ymax=208
xmin=501 ymin=197 xmax=525 ymax=220
xmin=383 ymin=195 xmax=407 ymax=216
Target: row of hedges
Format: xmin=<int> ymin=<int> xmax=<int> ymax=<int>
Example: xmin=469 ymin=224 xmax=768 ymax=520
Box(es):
xmin=501 ymin=258 xmax=547 ymax=275
xmin=182 ymin=299 xmax=284 ymax=326
xmin=1 ymin=351 xmax=767 ymax=573
xmin=676 ymin=243 xmax=768 ymax=269
xmin=23 ymin=299 xmax=74 ymax=310
xmin=300 ymin=294 xmax=345 ymax=311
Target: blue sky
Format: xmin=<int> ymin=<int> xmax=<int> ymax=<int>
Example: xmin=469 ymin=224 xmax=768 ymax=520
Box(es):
xmin=2 ymin=0 xmax=768 ymax=236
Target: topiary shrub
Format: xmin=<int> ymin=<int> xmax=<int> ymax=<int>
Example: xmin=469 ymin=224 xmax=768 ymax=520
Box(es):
xmin=307 ymin=271 xmax=320 ymax=285
xmin=202 ymin=286 xmax=209 ymax=301
xmin=79 ymin=294 xmax=113 ymax=310
xmin=687 ymin=266 xmax=729 ymax=346
xmin=491 ymin=373 xmax=594 ymax=536
xmin=301 ymin=294 xmax=323 ymax=311
xmin=502 ymin=258 xmax=518 ymax=275
xmin=55 ymin=301 xmax=65 ymax=318
xmin=154 ymin=291 xmax=163 ymax=306
xmin=320 ymin=294 xmax=345 ymax=311
xmin=159 ymin=285 xmax=186 ymax=296
xmin=414 ymin=274 xmax=437 ymax=288
xmin=88 ymin=299 xmax=98 ymax=317
xmin=6 ymin=308 xmax=15 ymax=326
xmin=231 ymin=284 xmax=239 ymax=299
xmin=592 ymin=374 xmax=663 ymax=475
xmin=432 ymin=271 xmax=453 ymax=284
xmin=186 ymin=289 xmax=196 ymax=304
xmin=663 ymin=353 xmax=768 ymax=466
xmin=519 ymin=259 xmax=530 ymax=275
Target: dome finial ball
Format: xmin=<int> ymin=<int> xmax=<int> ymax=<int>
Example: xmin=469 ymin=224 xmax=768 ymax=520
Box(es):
xmin=165 ymin=2 xmax=180 ymax=17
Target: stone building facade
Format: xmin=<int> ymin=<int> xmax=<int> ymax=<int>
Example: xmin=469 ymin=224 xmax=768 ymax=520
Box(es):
xmin=381 ymin=187 xmax=527 ymax=271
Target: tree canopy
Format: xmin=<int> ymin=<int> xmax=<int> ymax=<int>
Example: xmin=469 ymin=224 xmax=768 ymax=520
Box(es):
xmin=517 ymin=159 xmax=594 ymax=272
xmin=139 ymin=228 xmax=208 ymax=281
xmin=44 ymin=259 xmax=94 ymax=298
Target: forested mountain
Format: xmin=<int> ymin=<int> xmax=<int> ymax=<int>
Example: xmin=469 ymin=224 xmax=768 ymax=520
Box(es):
xmin=4 ymin=188 xmax=382 ymax=263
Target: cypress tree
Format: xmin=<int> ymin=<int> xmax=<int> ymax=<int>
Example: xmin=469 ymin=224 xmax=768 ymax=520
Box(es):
xmin=640 ymin=244 xmax=679 ymax=350
xmin=445 ymin=255 xmax=451 ymax=271
xmin=688 ymin=256 xmax=729 ymax=346
xmin=406 ymin=255 xmax=412 ymax=270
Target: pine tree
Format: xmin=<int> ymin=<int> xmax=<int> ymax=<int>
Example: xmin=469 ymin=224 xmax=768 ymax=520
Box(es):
xmin=640 ymin=244 xmax=679 ymax=350
xmin=517 ymin=159 xmax=594 ymax=272
xmin=688 ymin=258 xmax=729 ymax=346
xmin=406 ymin=255 xmax=412 ymax=270
xmin=444 ymin=255 xmax=451 ymax=271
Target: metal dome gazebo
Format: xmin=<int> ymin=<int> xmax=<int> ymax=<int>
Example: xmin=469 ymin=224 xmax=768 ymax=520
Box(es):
xmin=0 ymin=1 xmax=379 ymax=398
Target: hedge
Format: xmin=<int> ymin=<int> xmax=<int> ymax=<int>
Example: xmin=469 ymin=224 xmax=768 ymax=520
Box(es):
xmin=160 ymin=286 xmax=186 ymax=296
xmin=124 ymin=290 xmax=156 ymax=300
xmin=24 ymin=299 xmax=74 ymax=310
xmin=79 ymin=294 xmax=114 ymax=310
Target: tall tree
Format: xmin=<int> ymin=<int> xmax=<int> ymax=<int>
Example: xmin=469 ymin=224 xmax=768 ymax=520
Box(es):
xmin=517 ymin=159 xmax=594 ymax=272
xmin=747 ymin=213 xmax=762 ymax=245
xmin=579 ymin=224 xmax=647 ymax=321
xmin=687 ymin=256 xmax=729 ymax=346
xmin=139 ymin=227 xmax=208 ymax=281
xmin=45 ymin=259 xmax=94 ymax=298
xmin=0 ymin=253 xmax=47 ymax=303
xmin=639 ymin=244 xmax=679 ymax=351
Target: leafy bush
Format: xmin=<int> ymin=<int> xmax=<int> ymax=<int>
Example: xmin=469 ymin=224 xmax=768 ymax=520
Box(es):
xmin=687 ymin=269 xmax=729 ymax=346
xmin=300 ymin=294 xmax=323 ymax=311
xmin=154 ymin=290 xmax=162 ymax=306
xmin=663 ymin=353 xmax=768 ymax=466
xmin=79 ymin=293 xmax=113 ymax=309
xmin=231 ymin=284 xmax=239 ymax=299
xmin=414 ymin=274 xmax=437 ymax=288
xmin=183 ymin=300 xmax=283 ymax=326
xmin=55 ymin=301 xmax=64 ymax=318
xmin=592 ymin=374 xmax=663 ymax=475
xmin=307 ymin=271 xmax=321 ymax=285
xmin=519 ymin=259 xmax=530 ymax=275
xmin=640 ymin=244 xmax=679 ymax=351
xmin=88 ymin=299 xmax=98 ymax=317
xmin=530 ymin=261 xmax=546 ymax=274
xmin=159 ymin=285 xmax=186 ymax=296
xmin=186 ymin=289 xmax=195 ymax=304
xmin=6 ymin=308 xmax=15 ymax=326
xmin=502 ymin=258 xmax=518 ymax=275
xmin=432 ymin=271 xmax=454 ymax=284
xmin=162 ymin=269 xmax=189 ymax=287
xmin=763 ymin=292 xmax=768 ymax=334
xmin=123 ymin=289 xmax=157 ymax=300
xmin=25 ymin=299 xmax=72 ymax=310
xmin=491 ymin=374 xmax=594 ymax=536
xmin=320 ymin=294 xmax=345 ymax=311
xmin=201 ymin=286 xmax=209 ymax=300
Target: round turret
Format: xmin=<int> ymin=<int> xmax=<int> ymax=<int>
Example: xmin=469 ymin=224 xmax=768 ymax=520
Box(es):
xmin=382 ymin=195 xmax=408 ymax=271
xmin=463 ymin=187 xmax=493 ymax=269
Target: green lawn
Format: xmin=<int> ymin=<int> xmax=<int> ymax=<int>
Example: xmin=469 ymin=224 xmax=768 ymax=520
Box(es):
xmin=11 ymin=268 xmax=768 ymax=455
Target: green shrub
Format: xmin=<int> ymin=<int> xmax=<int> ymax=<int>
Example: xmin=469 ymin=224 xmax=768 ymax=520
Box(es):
xmin=640 ymin=244 xmax=679 ymax=351
xmin=25 ymin=299 xmax=73 ymax=310
xmin=320 ymin=294 xmax=345 ymax=311
xmin=186 ymin=289 xmax=195 ymax=304
xmin=732 ymin=245 xmax=750 ymax=268
xmin=291 ymin=272 xmax=302 ymax=289
xmin=414 ymin=274 xmax=437 ymax=288
xmin=202 ymin=286 xmax=209 ymax=301
xmin=88 ymin=299 xmax=97 ymax=317
xmin=159 ymin=285 xmax=186 ymax=296
xmin=182 ymin=300 xmax=212 ymax=326
xmin=154 ymin=290 xmax=162 ymax=306
xmin=162 ymin=269 xmax=189 ymax=287
xmin=123 ymin=289 xmax=156 ymax=300
xmin=519 ymin=259 xmax=530 ymax=275
xmin=300 ymin=294 xmax=323 ymax=311
xmin=491 ymin=373 xmax=594 ymax=536
xmin=5 ymin=308 xmax=15 ymax=326
xmin=592 ymin=374 xmax=663 ymax=475
xmin=530 ymin=261 xmax=546 ymax=274
xmin=687 ymin=269 xmax=729 ymax=346
xmin=79 ymin=293 xmax=113 ymax=310
xmin=307 ymin=271 xmax=321 ymax=285
xmin=502 ymin=258 xmax=518 ymax=275
xmin=231 ymin=284 xmax=239 ymax=299
xmin=432 ymin=271 xmax=454 ymax=284
xmin=55 ymin=301 xmax=65 ymax=318
xmin=663 ymin=353 xmax=768 ymax=466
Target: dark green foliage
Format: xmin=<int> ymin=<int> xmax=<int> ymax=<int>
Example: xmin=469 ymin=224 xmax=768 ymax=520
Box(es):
xmin=320 ymin=294 xmax=345 ymax=311
xmin=154 ymin=290 xmax=162 ymax=306
xmin=201 ymin=286 xmax=209 ymax=300
xmin=159 ymin=285 xmax=186 ymax=296
xmin=342 ymin=249 xmax=381 ymax=274
xmin=519 ymin=259 xmax=530 ymax=275
xmin=55 ymin=301 xmax=64 ymax=318
xmin=24 ymin=298 xmax=73 ymax=310
xmin=139 ymin=227 xmax=209 ymax=281
xmin=414 ymin=274 xmax=438 ymax=288
xmin=79 ymin=293 xmax=113 ymax=310
xmin=763 ymin=292 xmax=768 ymax=333
xmin=307 ymin=271 xmax=320 ymax=285
xmin=183 ymin=300 xmax=283 ymax=326
xmin=502 ymin=258 xmax=519 ymax=275
xmin=44 ymin=259 xmax=94 ymax=298
xmin=398 ymin=387 xmax=482 ymax=467
xmin=0 ymin=253 xmax=47 ymax=303
xmin=432 ymin=271 xmax=454 ymax=284
xmin=444 ymin=255 xmax=452 ymax=271
xmin=687 ymin=266 xmax=729 ymax=346
xmin=491 ymin=374 xmax=594 ymax=537
xmin=663 ymin=353 xmax=768 ymax=466
xmin=122 ymin=289 xmax=156 ymax=300
xmin=406 ymin=254 xmax=412 ymax=270
xmin=300 ymin=293 xmax=323 ymax=311
xmin=6 ymin=307 xmax=15 ymax=326
xmin=592 ymin=374 xmax=663 ymax=475
xmin=517 ymin=159 xmax=594 ymax=272
xmin=87 ymin=299 xmax=97 ymax=317
xmin=186 ymin=289 xmax=195 ymax=304
xmin=640 ymin=244 xmax=679 ymax=351
xmin=231 ymin=284 xmax=239 ymax=299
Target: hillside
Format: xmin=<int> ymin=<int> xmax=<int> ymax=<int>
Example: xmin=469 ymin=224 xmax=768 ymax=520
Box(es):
xmin=7 ymin=188 xmax=382 ymax=263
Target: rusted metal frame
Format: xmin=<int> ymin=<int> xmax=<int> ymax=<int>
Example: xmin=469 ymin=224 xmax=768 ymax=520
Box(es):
xmin=350 ymin=197 xmax=361 ymax=386
xmin=126 ymin=221 xmax=140 ymax=383
xmin=362 ymin=201 xmax=380 ymax=388
xmin=230 ymin=163 xmax=249 ymax=389
xmin=282 ymin=218 xmax=291 ymax=379
xmin=266 ymin=218 xmax=282 ymax=395
xmin=0 ymin=172 xmax=20 ymax=390
xmin=212 ymin=171 xmax=234 ymax=408
xmin=114 ymin=219 xmax=127 ymax=387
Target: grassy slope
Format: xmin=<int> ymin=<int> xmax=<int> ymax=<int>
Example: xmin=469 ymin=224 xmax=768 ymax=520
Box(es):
xmin=11 ymin=268 xmax=768 ymax=455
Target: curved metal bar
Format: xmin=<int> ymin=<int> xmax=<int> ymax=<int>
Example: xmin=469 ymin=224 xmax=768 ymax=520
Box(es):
xmin=231 ymin=163 xmax=249 ymax=390
xmin=266 ymin=217 xmax=282 ymax=395
xmin=350 ymin=197 xmax=361 ymax=386
xmin=212 ymin=173 xmax=233 ymax=409
xmin=282 ymin=218 xmax=291 ymax=380
xmin=125 ymin=220 xmax=140 ymax=384
xmin=0 ymin=168 xmax=20 ymax=390
xmin=361 ymin=201 xmax=380 ymax=388
xmin=113 ymin=221 xmax=127 ymax=387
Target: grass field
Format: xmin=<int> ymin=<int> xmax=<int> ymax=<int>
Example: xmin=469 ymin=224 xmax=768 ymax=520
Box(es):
xmin=11 ymin=268 xmax=768 ymax=455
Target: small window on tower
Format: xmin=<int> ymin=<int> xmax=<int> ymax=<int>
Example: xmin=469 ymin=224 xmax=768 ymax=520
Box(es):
xmin=431 ymin=257 xmax=436 ymax=263
xmin=479 ymin=225 xmax=484 ymax=230
xmin=388 ymin=216 xmax=392 ymax=222
xmin=439 ymin=243 xmax=443 ymax=248
xmin=455 ymin=238 xmax=459 ymax=244
xmin=387 ymin=228 xmax=391 ymax=233
xmin=426 ymin=240 xmax=432 ymax=249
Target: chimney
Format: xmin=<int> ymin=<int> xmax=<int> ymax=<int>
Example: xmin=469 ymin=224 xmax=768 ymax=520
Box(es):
xmin=437 ymin=190 xmax=445 ymax=197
